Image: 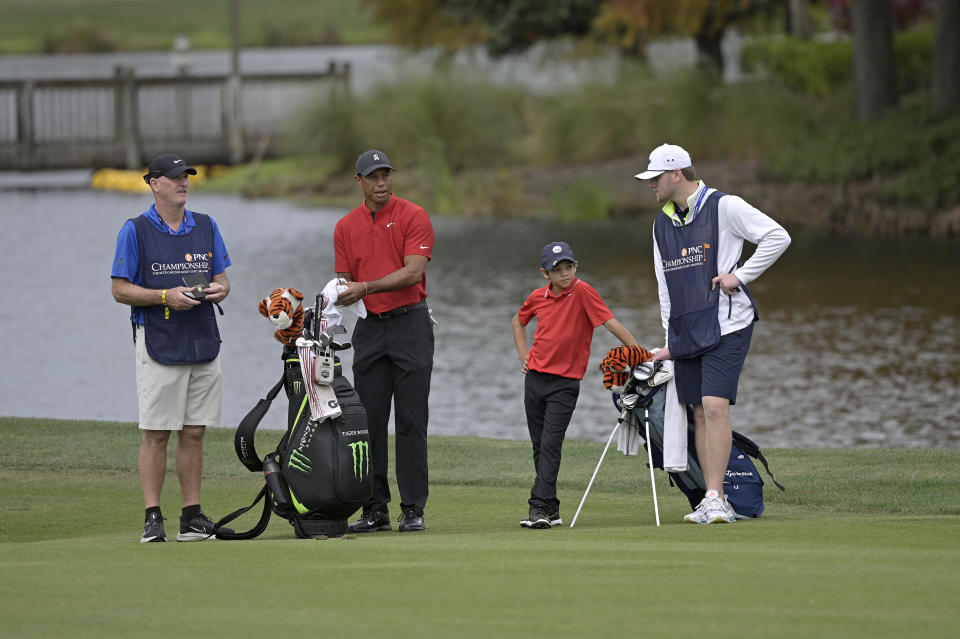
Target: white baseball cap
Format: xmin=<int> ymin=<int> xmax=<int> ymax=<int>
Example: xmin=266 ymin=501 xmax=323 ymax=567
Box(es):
xmin=634 ymin=143 xmax=692 ymax=180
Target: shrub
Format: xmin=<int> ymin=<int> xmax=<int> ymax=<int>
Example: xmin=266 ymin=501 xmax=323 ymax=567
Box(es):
xmin=743 ymin=26 xmax=934 ymax=99
xmin=770 ymin=99 xmax=960 ymax=208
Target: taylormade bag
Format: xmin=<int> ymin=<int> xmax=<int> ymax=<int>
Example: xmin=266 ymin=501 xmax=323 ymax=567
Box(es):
xmin=630 ymin=385 xmax=783 ymax=518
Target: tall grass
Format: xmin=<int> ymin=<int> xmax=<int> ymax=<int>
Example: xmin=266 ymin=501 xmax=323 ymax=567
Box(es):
xmin=286 ymin=65 xmax=851 ymax=218
xmin=533 ymin=64 xmax=850 ymax=167
xmin=289 ymin=73 xmax=529 ymax=212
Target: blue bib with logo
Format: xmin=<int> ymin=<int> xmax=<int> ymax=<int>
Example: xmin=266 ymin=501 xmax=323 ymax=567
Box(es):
xmin=654 ymin=191 xmax=724 ymax=359
xmin=132 ymin=212 xmax=220 ymax=365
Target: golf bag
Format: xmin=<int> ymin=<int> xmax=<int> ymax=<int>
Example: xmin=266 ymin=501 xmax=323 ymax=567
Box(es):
xmin=627 ymin=385 xmax=784 ymax=517
xmin=215 ymin=345 xmax=372 ymax=539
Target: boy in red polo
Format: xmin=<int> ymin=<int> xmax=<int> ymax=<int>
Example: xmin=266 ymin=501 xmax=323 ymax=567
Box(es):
xmin=511 ymin=241 xmax=639 ymax=529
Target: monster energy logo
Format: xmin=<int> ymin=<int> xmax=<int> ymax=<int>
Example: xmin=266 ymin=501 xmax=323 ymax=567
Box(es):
xmin=292 ymin=380 xmax=303 ymax=395
xmin=348 ymin=441 xmax=369 ymax=481
xmin=288 ymin=449 xmax=312 ymax=474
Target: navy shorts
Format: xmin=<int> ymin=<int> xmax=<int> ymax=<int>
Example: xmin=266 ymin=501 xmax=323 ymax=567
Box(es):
xmin=674 ymin=324 xmax=754 ymax=405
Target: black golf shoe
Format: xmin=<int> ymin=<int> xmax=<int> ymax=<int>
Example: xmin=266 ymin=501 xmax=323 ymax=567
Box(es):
xmin=398 ymin=507 xmax=425 ymax=532
xmin=140 ymin=511 xmax=166 ymax=543
xmin=348 ymin=510 xmax=392 ymax=533
xmin=177 ymin=510 xmax=233 ymax=541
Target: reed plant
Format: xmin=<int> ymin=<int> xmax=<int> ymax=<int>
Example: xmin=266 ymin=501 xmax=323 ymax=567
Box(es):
xmin=532 ymin=64 xmax=849 ymax=168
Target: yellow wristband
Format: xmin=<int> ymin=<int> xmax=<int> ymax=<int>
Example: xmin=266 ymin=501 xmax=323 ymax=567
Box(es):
xmin=161 ymin=289 xmax=169 ymax=319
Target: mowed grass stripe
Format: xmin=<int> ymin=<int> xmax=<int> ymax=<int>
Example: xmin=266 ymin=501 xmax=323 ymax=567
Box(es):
xmin=0 ymin=417 xmax=958 ymax=638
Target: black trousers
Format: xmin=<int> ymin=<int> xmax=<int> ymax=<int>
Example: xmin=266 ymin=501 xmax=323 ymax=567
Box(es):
xmin=352 ymin=305 xmax=434 ymax=515
xmin=524 ymin=370 xmax=580 ymax=513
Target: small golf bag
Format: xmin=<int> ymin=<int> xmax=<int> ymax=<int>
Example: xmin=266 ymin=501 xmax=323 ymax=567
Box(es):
xmin=629 ymin=385 xmax=784 ymax=517
xmin=215 ymin=345 xmax=372 ymax=539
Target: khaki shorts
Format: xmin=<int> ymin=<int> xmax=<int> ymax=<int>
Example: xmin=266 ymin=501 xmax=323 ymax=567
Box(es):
xmin=135 ymin=325 xmax=222 ymax=430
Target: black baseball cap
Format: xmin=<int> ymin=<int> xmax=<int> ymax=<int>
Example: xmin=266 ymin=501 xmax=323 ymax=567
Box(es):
xmin=541 ymin=241 xmax=577 ymax=270
xmin=143 ymin=154 xmax=198 ymax=184
xmin=355 ymin=149 xmax=395 ymax=176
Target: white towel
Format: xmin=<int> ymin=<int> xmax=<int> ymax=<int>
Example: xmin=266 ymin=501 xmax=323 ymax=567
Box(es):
xmin=312 ymin=384 xmax=342 ymax=422
xmin=661 ymin=360 xmax=688 ymax=472
xmin=321 ymin=277 xmax=367 ymax=327
xmin=296 ymin=339 xmax=343 ymax=422
xmin=616 ymin=408 xmax=641 ymax=456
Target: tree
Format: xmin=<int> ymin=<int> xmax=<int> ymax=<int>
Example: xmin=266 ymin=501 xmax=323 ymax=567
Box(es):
xmin=592 ymin=0 xmax=773 ymax=69
xmin=787 ymin=0 xmax=812 ymax=39
xmin=849 ymin=0 xmax=898 ymax=121
xmin=361 ymin=0 xmax=599 ymax=55
xmin=931 ymin=0 xmax=960 ymax=111
xmin=360 ymin=0 xmax=486 ymax=51
xmin=437 ymin=0 xmax=600 ymax=56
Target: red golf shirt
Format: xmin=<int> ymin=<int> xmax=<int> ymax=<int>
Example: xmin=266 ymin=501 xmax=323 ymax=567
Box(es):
xmin=517 ymin=279 xmax=614 ymax=380
xmin=334 ymin=195 xmax=433 ymax=314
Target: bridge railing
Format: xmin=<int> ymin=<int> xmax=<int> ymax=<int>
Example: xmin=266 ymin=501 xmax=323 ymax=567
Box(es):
xmin=0 ymin=61 xmax=349 ymax=170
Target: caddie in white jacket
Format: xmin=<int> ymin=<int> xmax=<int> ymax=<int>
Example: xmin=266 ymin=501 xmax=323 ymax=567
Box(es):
xmin=636 ymin=143 xmax=790 ymax=525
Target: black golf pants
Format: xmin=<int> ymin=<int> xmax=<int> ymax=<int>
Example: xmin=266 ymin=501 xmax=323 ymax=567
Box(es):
xmin=352 ymin=306 xmax=434 ymax=516
xmin=524 ymin=370 xmax=580 ymax=514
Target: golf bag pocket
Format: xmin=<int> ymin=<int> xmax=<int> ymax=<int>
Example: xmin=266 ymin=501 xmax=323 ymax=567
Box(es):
xmin=281 ymin=376 xmax=372 ymax=519
xmin=723 ymin=446 xmax=764 ymax=518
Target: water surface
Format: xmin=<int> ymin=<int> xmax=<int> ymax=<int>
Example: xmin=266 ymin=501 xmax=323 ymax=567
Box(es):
xmin=1 ymin=189 xmax=957 ymax=448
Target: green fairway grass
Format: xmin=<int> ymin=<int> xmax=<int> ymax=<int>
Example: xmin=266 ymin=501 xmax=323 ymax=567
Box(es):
xmin=1 ymin=417 xmax=958 ymax=638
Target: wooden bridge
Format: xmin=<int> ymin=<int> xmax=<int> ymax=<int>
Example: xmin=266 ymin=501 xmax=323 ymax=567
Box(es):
xmin=0 ymin=62 xmax=349 ymax=171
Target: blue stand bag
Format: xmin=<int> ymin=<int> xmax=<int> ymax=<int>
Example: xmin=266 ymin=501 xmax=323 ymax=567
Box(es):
xmin=629 ymin=385 xmax=784 ymax=517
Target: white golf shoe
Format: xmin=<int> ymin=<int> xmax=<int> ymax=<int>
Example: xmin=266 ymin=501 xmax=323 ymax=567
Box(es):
xmin=683 ymin=498 xmax=710 ymax=524
xmin=704 ymin=493 xmax=736 ymax=524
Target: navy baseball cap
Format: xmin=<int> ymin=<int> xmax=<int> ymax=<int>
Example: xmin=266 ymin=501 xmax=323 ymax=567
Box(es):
xmin=541 ymin=241 xmax=577 ymax=270
xmin=143 ymin=154 xmax=197 ymax=184
xmin=356 ymin=149 xmax=395 ymax=176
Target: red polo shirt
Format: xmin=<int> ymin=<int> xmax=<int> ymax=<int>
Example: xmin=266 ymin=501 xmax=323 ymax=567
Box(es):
xmin=517 ymin=279 xmax=614 ymax=380
xmin=334 ymin=195 xmax=433 ymax=313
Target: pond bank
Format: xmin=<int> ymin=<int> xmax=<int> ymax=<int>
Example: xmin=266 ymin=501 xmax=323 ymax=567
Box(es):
xmin=206 ymin=156 xmax=960 ymax=239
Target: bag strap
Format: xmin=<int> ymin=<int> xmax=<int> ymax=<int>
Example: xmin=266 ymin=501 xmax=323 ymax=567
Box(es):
xmin=732 ymin=431 xmax=785 ymax=492
xmin=212 ymin=485 xmax=273 ymax=540
xmin=234 ymin=373 xmax=287 ymax=472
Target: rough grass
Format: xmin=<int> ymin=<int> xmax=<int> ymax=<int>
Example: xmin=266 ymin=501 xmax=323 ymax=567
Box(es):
xmin=1 ymin=417 xmax=958 ymax=637
xmin=0 ymin=0 xmax=386 ymax=54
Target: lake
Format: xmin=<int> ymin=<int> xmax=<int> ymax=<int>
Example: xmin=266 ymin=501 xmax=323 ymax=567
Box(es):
xmin=0 ymin=188 xmax=957 ymax=448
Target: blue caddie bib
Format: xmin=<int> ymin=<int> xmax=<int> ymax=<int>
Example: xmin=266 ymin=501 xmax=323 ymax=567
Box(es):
xmin=654 ymin=191 xmax=724 ymax=359
xmin=132 ymin=212 xmax=221 ymax=365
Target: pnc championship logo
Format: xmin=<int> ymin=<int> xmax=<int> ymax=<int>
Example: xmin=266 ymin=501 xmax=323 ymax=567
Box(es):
xmin=662 ymin=243 xmax=709 ymax=273
xmin=152 ymin=250 xmax=212 ymax=275
xmin=348 ymin=441 xmax=369 ymax=481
